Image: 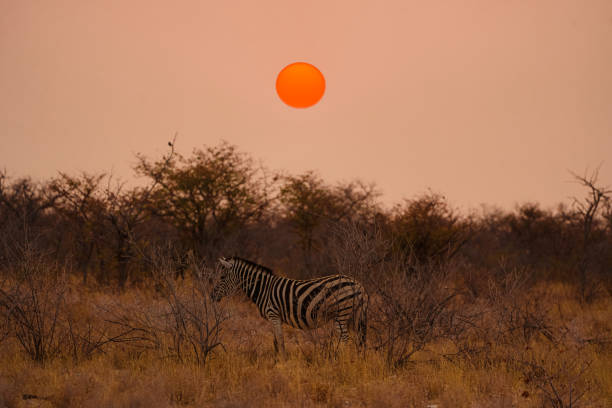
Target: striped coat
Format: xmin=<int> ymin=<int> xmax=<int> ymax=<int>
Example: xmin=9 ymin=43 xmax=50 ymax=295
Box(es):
xmin=211 ymin=257 xmax=368 ymax=354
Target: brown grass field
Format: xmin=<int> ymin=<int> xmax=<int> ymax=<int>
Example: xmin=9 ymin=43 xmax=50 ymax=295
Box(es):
xmin=1 ymin=268 xmax=611 ymax=408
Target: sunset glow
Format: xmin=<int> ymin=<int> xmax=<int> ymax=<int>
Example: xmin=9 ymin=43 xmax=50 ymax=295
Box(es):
xmin=1 ymin=2 xmax=611 ymax=209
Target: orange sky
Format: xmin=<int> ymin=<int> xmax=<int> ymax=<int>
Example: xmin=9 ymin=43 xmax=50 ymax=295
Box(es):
xmin=1 ymin=0 xmax=611 ymax=211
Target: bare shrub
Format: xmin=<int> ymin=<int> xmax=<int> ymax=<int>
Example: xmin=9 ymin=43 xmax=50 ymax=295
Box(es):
xmin=442 ymin=263 xmax=557 ymax=370
xmin=328 ymin=218 xmax=389 ymax=282
xmin=371 ymin=261 xmax=460 ymax=368
xmin=0 ymin=244 xmax=133 ymax=364
xmin=516 ymin=346 xmax=595 ymax=408
xmin=485 ymin=262 xmax=554 ymax=347
xmin=64 ymin=305 xmax=141 ymax=363
xmin=329 ymin=219 xmax=465 ymax=368
xmin=107 ymin=246 xmax=226 ymax=365
xmin=0 ymin=244 xmax=68 ymax=363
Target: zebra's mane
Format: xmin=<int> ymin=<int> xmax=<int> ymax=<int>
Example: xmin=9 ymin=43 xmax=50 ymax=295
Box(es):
xmin=230 ymin=257 xmax=275 ymax=276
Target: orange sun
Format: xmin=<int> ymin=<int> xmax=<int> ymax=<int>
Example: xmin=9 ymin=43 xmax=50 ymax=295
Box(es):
xmin=276 ymin=62 xmax=325 ymax=108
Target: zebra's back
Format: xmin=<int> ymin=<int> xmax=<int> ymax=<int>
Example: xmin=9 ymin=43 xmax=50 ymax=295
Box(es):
xmin=270 ymin=275 xmax=367 ymax=330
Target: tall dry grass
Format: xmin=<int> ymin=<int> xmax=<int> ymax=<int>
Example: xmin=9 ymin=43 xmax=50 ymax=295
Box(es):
xmin=0 ymin=248 xmax=611 ymax=407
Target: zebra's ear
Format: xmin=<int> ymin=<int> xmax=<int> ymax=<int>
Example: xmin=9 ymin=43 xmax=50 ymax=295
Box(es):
xmin=218 ymin=257 xmax=232 ymax=268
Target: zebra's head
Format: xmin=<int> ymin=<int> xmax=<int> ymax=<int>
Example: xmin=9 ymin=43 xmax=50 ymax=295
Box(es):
xmin=211 ymin=257 xmax=239 ymax=302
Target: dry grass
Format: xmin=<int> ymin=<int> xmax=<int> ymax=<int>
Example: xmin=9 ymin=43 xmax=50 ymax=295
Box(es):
xmin=0 ymin=277 xmax=611 ymax=408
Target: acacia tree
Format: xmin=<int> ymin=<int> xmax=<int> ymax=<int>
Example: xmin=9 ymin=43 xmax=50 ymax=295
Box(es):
xmin=569 ymin=168 xmax=612 ymax=300
xmin=135 ymin=142 xmax=273 ymax=260
xmin=0 ymin=172 xmax=59 ymax=250
xmin=100 ymin=143 xmax=176 ymax=287
xmin=101 ymin=180 xmax=152 ymax=287
xmin=279 ymin=171 xmax=379 ymax=275
xmin=389 ymin=192 xmax=471 ymax=265
xmin=48 ymin=141 xmax=176 ymax=287
xmin=50 ymin=172 xmax=106 ymax=283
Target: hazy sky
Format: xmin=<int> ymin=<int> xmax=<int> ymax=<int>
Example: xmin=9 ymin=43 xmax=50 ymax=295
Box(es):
xmin=1 ymin=1 xmax=611 ymax=211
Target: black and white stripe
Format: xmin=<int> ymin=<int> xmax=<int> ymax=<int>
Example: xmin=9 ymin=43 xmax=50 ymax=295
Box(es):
xmin=211 ymin=257 xmax=367 ymax=354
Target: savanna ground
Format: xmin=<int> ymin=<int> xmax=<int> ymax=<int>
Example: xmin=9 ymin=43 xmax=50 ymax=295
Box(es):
xmin=1 ymin=142 xmax=611 ymax=407
xmin=1 ymin=247 xmax=611 ymax=408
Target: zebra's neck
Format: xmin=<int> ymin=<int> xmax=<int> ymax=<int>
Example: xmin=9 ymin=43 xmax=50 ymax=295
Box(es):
xmin=236 ymin=262 xmax=278 ymax=305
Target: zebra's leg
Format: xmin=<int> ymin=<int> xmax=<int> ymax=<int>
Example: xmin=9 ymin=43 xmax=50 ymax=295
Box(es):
xmin=334 ymin=318 xmax=349 ymax=343
xmin=355 ymin=310 xmax=367 ymax=351
xmin=270 ymin=318 xmax=286 ymax=357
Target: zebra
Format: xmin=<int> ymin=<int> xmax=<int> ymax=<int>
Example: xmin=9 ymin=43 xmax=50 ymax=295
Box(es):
xmin=211 ymin=257 xmax=368 ymax=355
